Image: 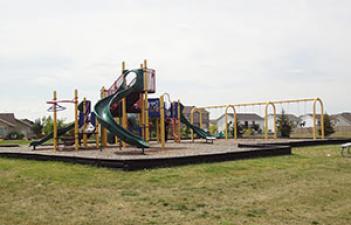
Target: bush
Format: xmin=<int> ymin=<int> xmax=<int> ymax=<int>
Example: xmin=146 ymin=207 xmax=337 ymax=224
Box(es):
xmin=7 ymin=131 xmax=25 ymax=140
xmin=319 ymin=113 xmax=335 ymax=137
xmin=277 ymin=110 xmax=292 ymax=138
xmin=243 ymin=128 xmax=254 ymax=137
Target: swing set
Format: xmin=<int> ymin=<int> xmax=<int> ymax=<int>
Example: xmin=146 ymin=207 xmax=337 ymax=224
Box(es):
xmin=197 ymin=97 xmax=325 ymax=141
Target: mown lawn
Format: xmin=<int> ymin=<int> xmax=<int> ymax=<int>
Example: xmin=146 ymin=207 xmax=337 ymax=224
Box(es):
xmin=0 ymin=145 xmax=350 ymax=225
xmin=0 ymin=139 xmax=31 ymax=146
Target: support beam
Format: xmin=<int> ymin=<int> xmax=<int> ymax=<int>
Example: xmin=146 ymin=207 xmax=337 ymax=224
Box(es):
xmin=74 ymin=89 xmax=79 ymax=151
xmin=143 ymin=59 xmax=150 ymax=143
xmin=83 ymin=97 xmax=88 ymax=148
xmin=160 ymin=95 xmax=165 ymax=148
xmin=53 ymin=91 xmax=58 ymax=151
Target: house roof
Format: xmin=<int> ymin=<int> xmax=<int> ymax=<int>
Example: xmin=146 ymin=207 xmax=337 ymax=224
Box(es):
xmin=21 ymin=119 xmax=34 ymax=125
xmin=268 ymin=113 xmax=299 ymax=121
xmin=0 ymin=113 xmax=16 ymax=126
xmin=0 ymin=113 xmax=33 ymax=128
xmin=216 ymin=113 xmax=264 ymax=122
xmin=300 ymin=113 xmax=323 ymax=118
xmin=338 ymin=113 xmax=351 ymax=123
xmin=16 ymin=119 xmax=33 ymax=128
xmin=0 ymin=118 xmax=15 ymax=127
xmin=332 ymin=112 xmax=351 ymax=125
xmin=183 ymin=106 xmax=209 ymax=114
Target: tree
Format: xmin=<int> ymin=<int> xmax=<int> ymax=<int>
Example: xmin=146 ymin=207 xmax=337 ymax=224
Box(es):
xmin=32 ymin=118 xmax=43 ymax=138
xmin=181 ymin=126 xmax=191 ymax=139
xmin=277 ymin=110 xmax=292 ymax=138
xmin=42 ymin=116 xmax=66 ymax=135
xmin=209 ymin=124 xmax=218 ymax=135
xmin=319 ymin=114 xmax=335 ymax=137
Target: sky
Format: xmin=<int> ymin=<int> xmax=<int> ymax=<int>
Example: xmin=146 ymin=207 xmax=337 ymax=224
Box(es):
xmin=0 ymin=0 xmax=350 ymax=121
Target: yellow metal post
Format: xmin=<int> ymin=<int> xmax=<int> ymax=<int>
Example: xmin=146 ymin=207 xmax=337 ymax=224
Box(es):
xmin=190 ymin=108 xmax=195 ymax=142
xmin=74 ymin=89 xmax=79 ymax=151
xmin=177 ymin=99 xmax=181 ymax=143
xmin=83 ymin=97 xmax=88 ymax=148
xmin=53 ymin=91 xmax=58 ymax=151
xmin=121 ymin=61 xmax=127 ymax=147
xmin=225 ymin=105 xmax=237 ymax=141
xmin=160 ymin=95 xmax=165 ymax=148
xmin=140 ymin=63 xmax=145 ymax=139
xmin=313 ymin=98 xmax=325 ymax=139
xmin=95 ymin=117 xmax=99 ymax=149
xmin=100 ymin=87 xmax=108 ymax=147
xmin=143 ymin=60 xmax=150 ymax=142
xmin=264 ymin=102 xmax=277 ymax=139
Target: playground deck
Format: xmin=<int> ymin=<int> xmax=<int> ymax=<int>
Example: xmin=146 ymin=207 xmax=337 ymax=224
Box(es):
xmin=1 ymin=139 xmax=349 ymax=170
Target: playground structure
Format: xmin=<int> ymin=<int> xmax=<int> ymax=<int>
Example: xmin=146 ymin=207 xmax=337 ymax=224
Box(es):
xmin=196 ymin=98 xmax=325 ymax=141
xmin=30 ymin=90 xmax=98 ymax=151
xmin=31 ymin=59 xmax=213 ymax=152
xmin=30 ymin=59 xmax=326 ymax=152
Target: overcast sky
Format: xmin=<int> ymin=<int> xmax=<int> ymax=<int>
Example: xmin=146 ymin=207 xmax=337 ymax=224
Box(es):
xmin=0 ymin=0 xmax=350 ymax=121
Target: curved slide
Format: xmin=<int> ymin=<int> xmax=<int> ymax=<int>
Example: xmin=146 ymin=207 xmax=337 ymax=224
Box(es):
xmin=94 ymin=69 xmax=149 ymax=149
xmin=179 ymin=104 xmax=215 ymax=140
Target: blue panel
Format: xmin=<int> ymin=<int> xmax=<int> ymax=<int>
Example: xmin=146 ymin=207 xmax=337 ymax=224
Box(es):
xmin=148 ymin=98 xmax=160 ymax=118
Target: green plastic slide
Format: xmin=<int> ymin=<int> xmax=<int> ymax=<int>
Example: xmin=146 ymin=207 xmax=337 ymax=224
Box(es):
xmin=30 ymin=123 xmax=74 ymax=149
xmin=94 ymin=69 xmax=149 ymax=149
xmin=179 ymin=103 xmax=214 ymax=140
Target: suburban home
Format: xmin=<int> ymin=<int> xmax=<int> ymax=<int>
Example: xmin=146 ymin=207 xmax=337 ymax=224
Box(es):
xmin=183 ymin=106 xmax=210 ymax=130
xmin=267 ymin=113 xmax=300 ymax=132
xmin=299 ymin=114 xmax=322 ymax=128
xmin=330 ymin=112 xmax=351 ymax=133
xmin=0 ymin=113 xmax=34 ymax=139
xmin=215 ymin=113 xmax=264 ymax=133
xmin=331 ymin=113 xmax=351 ymax=127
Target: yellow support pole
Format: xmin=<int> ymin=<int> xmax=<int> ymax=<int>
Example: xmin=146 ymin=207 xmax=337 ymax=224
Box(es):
xmin=95 ymin=116 xmax=99 ymax=149
xmin=177 ymin=99 xmax=181 ymax=143
xmin=313 ymin=98 xmax=325 ymax=139
xmin=53 ymin=91 xmax=58 ymax=151
xmin=190 ymin=108 xmax=195 ymax=142
xmin=225 ymin=105 xmax=237 ymax=141
xmin=143 ymin=59 xmax=150 ymax=143
xmin=114 ymin=118 xmax=119 ymax=144
xmin=83 ymin=97 xmax=88 ymax=148
xmin=121 ymin=61 xmax=127 ymax=147
xmin=100 ymin=87 xmax=108 ymax=147
xmin=140 ymin=63 xmax=145 ymax=140
xmin=160 ymin=95 xmax=165 ymax=148
xmin=264 ymin=102 xmax=277 ymax=139
xmin=74 ymin=89 xmax=79 ymax=151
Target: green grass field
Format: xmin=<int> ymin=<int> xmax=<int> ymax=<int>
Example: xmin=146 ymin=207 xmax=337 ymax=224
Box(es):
xmin=0 ymin=145 xmax=350 ymax=225
xmin=0 ymin=139 xmax=31 ymax=145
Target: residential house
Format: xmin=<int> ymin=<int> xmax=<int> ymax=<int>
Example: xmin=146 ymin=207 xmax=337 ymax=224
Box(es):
xmin=331 ymin=113 xmax=351 ymax=127
xmin=267 ymin=113 xmax=300 ymax=132
xmin=299 ymin=114 xmax=322 ymax=128
xmin=331 ymin=112 xmax=351 ymax=132
xmin=215 ymin=113 xmax=264 ymax=133
xmin=0 ymin=113 xmax=34 ymax=139
xmin=183 ymin=106 xmax=210 ymax=130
